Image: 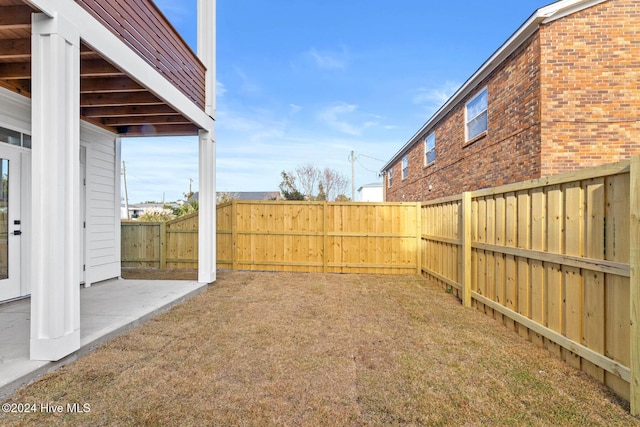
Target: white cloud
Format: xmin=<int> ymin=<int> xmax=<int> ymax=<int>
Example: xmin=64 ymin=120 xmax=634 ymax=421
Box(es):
xmin=412 ymin=81 xmax=461 ymax=107
xmin=232 ymin=67 xmax=261 ymax=96
xmin=216 ymin=80 xmax=227 ymax=98
xmin=289 ymin=104 xmax=302 ymax=115
xmin=306 ymin=47 xmax=348 ymax=70
xmin=317 ymin=103 xmax=377 ymax=136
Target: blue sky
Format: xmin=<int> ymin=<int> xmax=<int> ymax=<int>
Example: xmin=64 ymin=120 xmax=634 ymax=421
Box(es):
xmin=122 ymin=0 xmax=547 ymax=203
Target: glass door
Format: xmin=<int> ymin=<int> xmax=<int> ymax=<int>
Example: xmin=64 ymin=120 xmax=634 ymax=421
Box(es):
xmin=0 ymin=146 xmax=21 ymax=301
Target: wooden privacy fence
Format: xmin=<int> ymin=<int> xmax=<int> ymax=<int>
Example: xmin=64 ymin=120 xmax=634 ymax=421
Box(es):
xmin=217 ymin=201 xmax=420 ymax=274
xmin=122 ymin=201 xmax=421 ymax=274
xmin=421 ymin=158 xmax=640 ymax=413
xmin=120 ymin=158 xmax=640 ymax=413
xmin=122 ymin=213 xmax=199 ymax=269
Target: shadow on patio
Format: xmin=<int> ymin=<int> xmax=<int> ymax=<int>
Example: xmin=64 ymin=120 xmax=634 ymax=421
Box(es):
xmin=0 ymin=277 xmax=208 ymax=399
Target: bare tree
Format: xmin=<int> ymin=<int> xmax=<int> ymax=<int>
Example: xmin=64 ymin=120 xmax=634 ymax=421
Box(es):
xmin=294 ymin=163 xmax=321 ymax=200
xmin=320 ymin=167 xmax=349 ymax=201
xmin=281 ymin=164 xmax=349 ymax=201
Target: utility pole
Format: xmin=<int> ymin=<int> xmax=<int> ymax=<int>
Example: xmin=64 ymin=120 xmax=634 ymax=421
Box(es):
xmin=122 ymin=161 xmax=130 ymax=220
xmin=349 ymin=150 xmax=355 ymax=200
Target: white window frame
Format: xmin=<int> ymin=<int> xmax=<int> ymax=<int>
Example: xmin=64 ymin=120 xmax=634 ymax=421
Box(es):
xmin=387 ymin=168 xmax=393 ymax=187
xmin=465 ymin=87 xmax=488 ymax=142
xmin=402 ymin=156 xmax=408 ymax=179
xmin=424 ymin=131 xmax=436 ymax=166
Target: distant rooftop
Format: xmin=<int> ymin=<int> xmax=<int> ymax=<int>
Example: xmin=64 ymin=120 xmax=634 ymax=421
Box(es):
xmin=189 ymin=191 xmax=283 ymax=203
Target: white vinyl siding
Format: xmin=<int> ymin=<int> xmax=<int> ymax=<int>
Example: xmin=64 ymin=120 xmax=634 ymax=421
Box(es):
xmin=465 ymin=87 xmax=488 ymax=141
xmin=82 ymin=123 xmax=120 ymax=284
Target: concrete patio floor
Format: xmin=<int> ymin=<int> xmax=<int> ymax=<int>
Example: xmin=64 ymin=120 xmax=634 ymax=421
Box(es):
xmin=0 ymin=277 xmax=209 ymax=399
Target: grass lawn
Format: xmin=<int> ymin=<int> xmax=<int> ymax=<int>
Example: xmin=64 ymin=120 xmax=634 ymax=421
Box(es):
xmin=1 ymin=272 xmax=637 ymax=426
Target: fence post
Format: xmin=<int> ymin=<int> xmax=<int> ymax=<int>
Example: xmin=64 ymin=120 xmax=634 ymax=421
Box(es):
xmin=630 ymin=155 xmax=640 ymax=415
xmin=231 ymin=200 xmax=238 ymax=272
xmin=159 ymin=222 xmax=167 ymax=269
xmin=462 ymin=192 xmax=472 ymax=307
xmin=323 ymin=202 xmax=328 ymax=273
xmin=416 ymin=202 xmax=422 ymax=275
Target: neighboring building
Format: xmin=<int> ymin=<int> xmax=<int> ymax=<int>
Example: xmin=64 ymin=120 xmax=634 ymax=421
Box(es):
xmin=0 ymin=0 xmax=216 ymax=362
xmin=121 ymin=202 xmax=179 ymax=220
xmin=191 ymin=191 xmax=283 ymax=203
xmin=382 ymin=0 xmax=640 ymax=201
xmin=233 ymin=191 xmax=283 ymax=201
xmin=357 ymin=182 xmax=383 ymax=202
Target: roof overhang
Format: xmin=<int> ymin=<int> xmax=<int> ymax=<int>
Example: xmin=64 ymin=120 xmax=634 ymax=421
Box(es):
xmin=0 ymin=0 xmax=213 ymax=137
xmin=381 ymin=0 xmax=608 ymax=172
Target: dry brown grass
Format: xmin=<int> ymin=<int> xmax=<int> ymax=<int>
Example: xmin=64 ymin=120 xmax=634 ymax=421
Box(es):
xmin=1 ymin=272 xmax=637 ymax=426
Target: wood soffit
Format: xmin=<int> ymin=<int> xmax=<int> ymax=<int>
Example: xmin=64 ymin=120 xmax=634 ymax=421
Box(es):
xmin=0 ymin=0 xmax=203 ymax=137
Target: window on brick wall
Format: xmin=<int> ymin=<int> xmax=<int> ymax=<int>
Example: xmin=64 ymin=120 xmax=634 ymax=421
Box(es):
xmin=425 ymin=132 xmax=436 ymax=165
xmin=465 ymin=87 xmax=488 ymax=142
xmin=402 ymin=156 xmax=408 ymax=179
xmin=387 ymin=169 xmax=393 ymax=187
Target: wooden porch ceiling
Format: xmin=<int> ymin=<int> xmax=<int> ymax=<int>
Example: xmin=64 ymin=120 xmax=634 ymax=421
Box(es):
xmin=0 ymin=0 xmax=201 ymax=137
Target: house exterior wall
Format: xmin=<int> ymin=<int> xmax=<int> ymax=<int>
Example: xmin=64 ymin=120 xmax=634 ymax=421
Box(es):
xmin=385 ymin=34 xmax=542 ymax=201
xmin=385 ymin=0 xmax=639 ymax=203
xmin=540 ymin=0 xmax=640 ymax=175
xmin=81 ymin=123 xmax=121 ymax=285
xmin=0 ymin=87 xmax=121 ymax=293
xmin=358 ymin=184 xmax=383 ymax=202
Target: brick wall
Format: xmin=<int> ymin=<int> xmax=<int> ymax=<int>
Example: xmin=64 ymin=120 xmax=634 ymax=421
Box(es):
xmin=386 ymin=0 xmax=640 ymax=202
xmin=386 ymin=34 xmax=542 ymax=202
xmin=540 ymin=0 xmax=640 ymax=175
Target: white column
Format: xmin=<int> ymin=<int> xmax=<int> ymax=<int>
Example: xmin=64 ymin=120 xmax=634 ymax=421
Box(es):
xmin=198 ymin=130 xmax=216 ymax=283
xmin=30 ymin=13 xmax=81 ymax=361
xmin=197 ymin=0 xmax=216 ymax=283
xmin=198 ymin=0 xmax=216 ymax=115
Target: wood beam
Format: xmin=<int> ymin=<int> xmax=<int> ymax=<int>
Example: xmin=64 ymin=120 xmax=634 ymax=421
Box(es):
xmin=81 ymin=104 xmax=178 ymax=117
xmin=0 ymin=39 xmax=30 ymax=60
xmin=0 ymin=61 xmax=29 ymax=79
xmin=0 ymin=78 xmax=30 ymax=96
xmin=0 ymin=6 xmax=32 ymax=29
xmin=81 ymin=91 xmax=163 ymax=107
xmin=80 ymin=77 xmax=144 ymax=93
xmin=100 ymin=115 xmax=191 ymax=126
xmin=80 ymin=59 xmax=124 ymax=77
xmin=118 ymin=123 xmax=199 ymax=136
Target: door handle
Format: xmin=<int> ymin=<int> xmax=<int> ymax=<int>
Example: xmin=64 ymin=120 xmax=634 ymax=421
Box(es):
xmin=13 ymin=230 xmax=21 ymax=236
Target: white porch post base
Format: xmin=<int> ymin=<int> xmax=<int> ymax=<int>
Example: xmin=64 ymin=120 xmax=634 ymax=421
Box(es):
xmin=30 ymin=331 xmax=81 ymax=362
xmin=198 ymin=129 xmax=216 ymax=284
xmin=30 ymin=14 xmax=81 ymax=361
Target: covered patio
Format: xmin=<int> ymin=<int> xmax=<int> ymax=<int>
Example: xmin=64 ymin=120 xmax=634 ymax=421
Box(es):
xmin=0 ymin=0 xmax=216 ymax=363
xmin=0 ymin=277 xmax=208 ymax=399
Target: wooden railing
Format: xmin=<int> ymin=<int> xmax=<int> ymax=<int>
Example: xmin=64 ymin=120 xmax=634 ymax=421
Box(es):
xmin=76 ymin=0 xmax=206 ymax=108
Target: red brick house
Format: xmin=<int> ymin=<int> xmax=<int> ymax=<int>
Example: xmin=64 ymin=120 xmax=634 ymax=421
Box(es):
xmin=382 ymin=0 xmax=640 ymax=202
